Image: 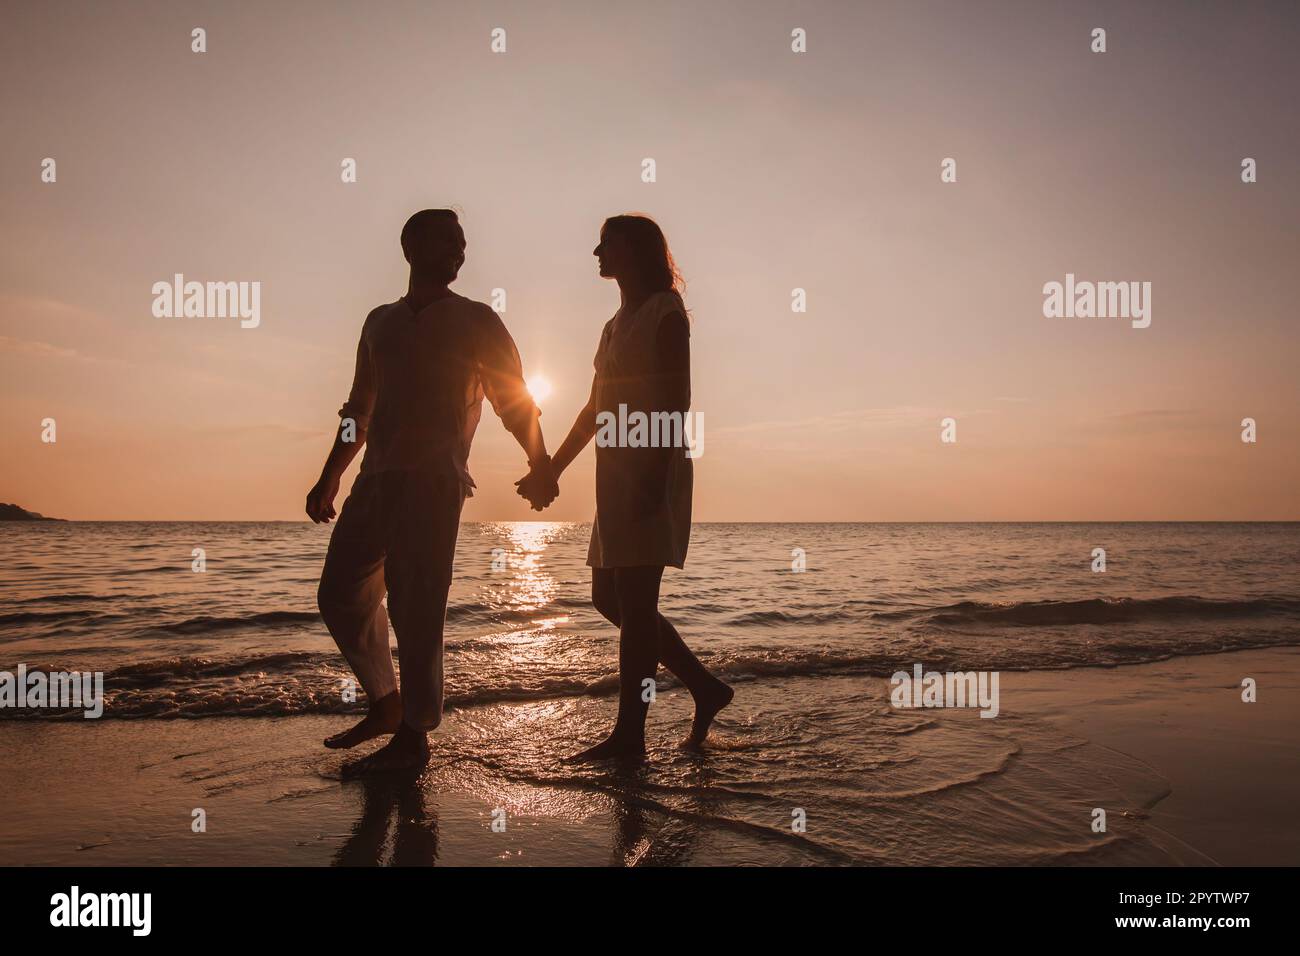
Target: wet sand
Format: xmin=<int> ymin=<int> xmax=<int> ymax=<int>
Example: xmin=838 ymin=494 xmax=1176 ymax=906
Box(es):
xmin=2 ymin=647 xmax=1296 ymax=866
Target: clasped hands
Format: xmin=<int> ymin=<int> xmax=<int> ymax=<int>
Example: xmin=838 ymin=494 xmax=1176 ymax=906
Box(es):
xmin=515 ymin=455 xmax=559 ymax=511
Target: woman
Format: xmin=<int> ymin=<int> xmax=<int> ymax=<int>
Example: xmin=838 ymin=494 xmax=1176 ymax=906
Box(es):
xmin=518 ymin=214 xmax=732 ymax=760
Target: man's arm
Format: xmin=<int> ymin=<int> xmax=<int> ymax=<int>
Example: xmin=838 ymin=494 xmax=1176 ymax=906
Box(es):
xmin=476 ymin=307 xmax=556 ymax=506
xmin=306 ymin=322 xmax=375 ymax=523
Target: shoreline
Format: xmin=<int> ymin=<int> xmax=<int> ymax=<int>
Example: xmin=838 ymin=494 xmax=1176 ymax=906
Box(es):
xmin=1003 ymin=646 xmax=1300 ymax=866
xmin=1 ymin=646 xmax=1296 ymax=867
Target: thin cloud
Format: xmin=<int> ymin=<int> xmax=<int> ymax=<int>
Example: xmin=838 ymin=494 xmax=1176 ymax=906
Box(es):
xmin=0 ymin=295 xmax=108 ymax=327
xmin=0 ymin=335 xmax=101 ymax=364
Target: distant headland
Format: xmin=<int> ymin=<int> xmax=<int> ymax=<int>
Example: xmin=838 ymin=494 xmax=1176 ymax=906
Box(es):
xmin=0 ymin=503 xmax=64 ymax=521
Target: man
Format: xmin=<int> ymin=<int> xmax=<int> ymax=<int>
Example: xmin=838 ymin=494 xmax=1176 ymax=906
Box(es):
xmin=306 ymin=209 xmax=558 ymax=774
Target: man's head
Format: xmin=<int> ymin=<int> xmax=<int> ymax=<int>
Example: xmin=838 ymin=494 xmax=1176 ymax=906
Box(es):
xmin=400 ymin=209 xmax=465 ymax=283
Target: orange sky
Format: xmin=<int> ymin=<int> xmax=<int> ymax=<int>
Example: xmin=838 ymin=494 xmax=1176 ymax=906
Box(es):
xmin=3 ymin=0 xmax=1298 ymax=520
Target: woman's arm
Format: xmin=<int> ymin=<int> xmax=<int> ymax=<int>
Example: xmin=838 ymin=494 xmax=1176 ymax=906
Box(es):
xmin=551 ymin=371 xmax=602 ymax=478
xmin=634 ymin=309 xmax=690 ymax=509
xmin=655 ymin=310 xmax=690 ymax=416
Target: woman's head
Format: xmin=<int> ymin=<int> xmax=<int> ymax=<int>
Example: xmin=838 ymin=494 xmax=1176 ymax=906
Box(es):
xmin=593 ymin=214 xmax=683 ymax=294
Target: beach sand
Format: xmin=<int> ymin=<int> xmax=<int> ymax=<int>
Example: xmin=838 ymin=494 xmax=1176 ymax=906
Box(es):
xmin=2 ymin=647 xmax=1296 ymax=867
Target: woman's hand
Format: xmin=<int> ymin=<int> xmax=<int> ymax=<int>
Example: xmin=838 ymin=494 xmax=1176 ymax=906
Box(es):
xmin=515 ymin=458 xmax=559 ymax=511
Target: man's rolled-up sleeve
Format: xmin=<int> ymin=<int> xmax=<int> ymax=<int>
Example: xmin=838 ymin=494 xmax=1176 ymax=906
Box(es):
xmin=337 ymin=318 xmax=376 ymax=430
xmin=475 ymin=307 xmax=539 ymax=432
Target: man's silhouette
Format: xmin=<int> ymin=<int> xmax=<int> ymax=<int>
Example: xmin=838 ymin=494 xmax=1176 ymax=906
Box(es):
xmin=306 ymin=209 xmax=557 ymax=774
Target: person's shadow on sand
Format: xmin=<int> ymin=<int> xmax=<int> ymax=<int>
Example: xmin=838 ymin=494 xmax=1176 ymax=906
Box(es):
xmin=332 ymin=755 xmax=715 ymax=866
xmin=605 ymin=759 xmax=712 ymax=866
xmin=334 ymin=771 xmax=438 ymax=866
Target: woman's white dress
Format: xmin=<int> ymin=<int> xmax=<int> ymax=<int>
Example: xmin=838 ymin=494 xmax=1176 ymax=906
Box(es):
xmin=586 ymin=290 xmax=693 ymax=570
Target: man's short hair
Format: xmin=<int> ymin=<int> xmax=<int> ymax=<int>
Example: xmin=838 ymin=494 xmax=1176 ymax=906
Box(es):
xmin=400 ymin=209 xmax=459 ymax=259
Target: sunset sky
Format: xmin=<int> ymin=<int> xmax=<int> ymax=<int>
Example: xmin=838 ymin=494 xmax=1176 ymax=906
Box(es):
xmin=3 ymin=0 xmax=1297 ymax=521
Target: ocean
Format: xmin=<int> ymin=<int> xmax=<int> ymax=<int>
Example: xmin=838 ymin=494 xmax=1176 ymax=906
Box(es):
xmin=4 ymin=521 xmax=1298 ymax=719
xmin=2 ymin=521 xmax=1298 ymax=865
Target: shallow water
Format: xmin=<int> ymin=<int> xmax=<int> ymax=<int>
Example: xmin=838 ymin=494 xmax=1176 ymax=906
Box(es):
xmin=2 ymin=522 xmax=1297 ymax=719
xmin=3 ymin=521 xmax=1295 ymax=865
xmin=0 ymin=675 xmax=1214 ymax=866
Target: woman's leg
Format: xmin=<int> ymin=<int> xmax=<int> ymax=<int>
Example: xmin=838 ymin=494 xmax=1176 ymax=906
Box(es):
xmin=590 ymin=567 xmax=622 ymax=626
xmin=570 ymin=565 xmax=663 ymax=759
xmin=655 ymin=613 xmax=734 ymax=746
xmin=590 ymin=567 xmax=733 ymax=747
xmin=608 ymin=564 xmax=663 ymax=751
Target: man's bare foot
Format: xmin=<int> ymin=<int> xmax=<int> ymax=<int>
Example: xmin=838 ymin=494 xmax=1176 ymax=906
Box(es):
xmin=324 ymin=691 xmax=402 ymax=749
xmin=564 ymin=735 xmax=646 ymax=763
xmin=341 ymin=722 xmax=430 ymax=778
xmin=682 ymin=680 xmax=734 ymax=749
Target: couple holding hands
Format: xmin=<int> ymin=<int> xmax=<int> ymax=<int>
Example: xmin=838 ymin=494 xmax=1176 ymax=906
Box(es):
xmin=306 ymin=209 xmax=732 ymax=774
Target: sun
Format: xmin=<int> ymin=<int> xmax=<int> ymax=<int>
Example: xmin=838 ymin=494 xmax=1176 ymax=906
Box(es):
xmin=526 ymin=375 xmax=553 ymax=402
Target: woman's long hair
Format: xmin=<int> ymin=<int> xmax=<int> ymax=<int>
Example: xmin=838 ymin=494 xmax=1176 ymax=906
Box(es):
xmin=603 ymin=214 xmax=684 ymax=295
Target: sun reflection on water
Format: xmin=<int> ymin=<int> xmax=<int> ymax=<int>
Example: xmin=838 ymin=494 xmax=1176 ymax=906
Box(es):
xmin=497 ymin=521 xmax=567 ymax=613
xmin=469 ymin=523 xmax=586 ymax=739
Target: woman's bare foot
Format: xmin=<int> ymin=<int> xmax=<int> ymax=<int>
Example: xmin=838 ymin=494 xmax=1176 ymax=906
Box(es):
xmin=564 ymin=734 xmax=646 ymax=763
xmin=341 ymin=722 xmax=430 ymax=778
xmin=324 ymin=691 xmax=402 ymax=749
xmin=682 ymin=680 xmax=734 ymax=749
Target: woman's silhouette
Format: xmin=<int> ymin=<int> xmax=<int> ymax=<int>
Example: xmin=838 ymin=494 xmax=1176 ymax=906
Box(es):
xmin=520 ymin=214 xmax=733 ymax=760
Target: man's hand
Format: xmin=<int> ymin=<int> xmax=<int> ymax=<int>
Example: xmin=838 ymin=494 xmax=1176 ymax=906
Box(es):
xmin=306 ymin=475 xmax=341 ymax=523
xmin=514 ymin=457 xmax=559 ymax=511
